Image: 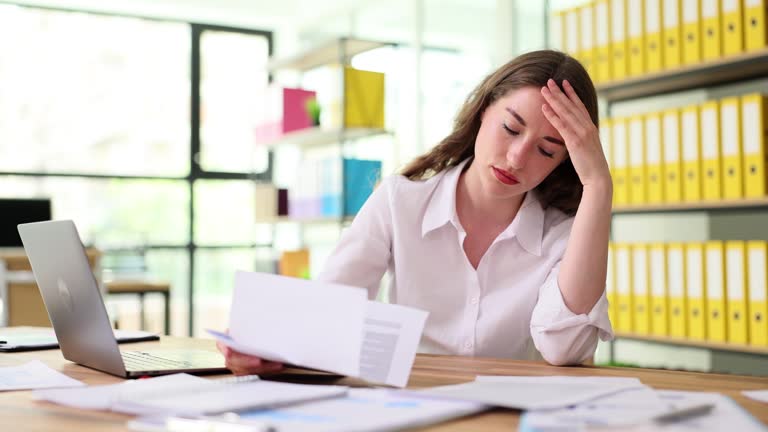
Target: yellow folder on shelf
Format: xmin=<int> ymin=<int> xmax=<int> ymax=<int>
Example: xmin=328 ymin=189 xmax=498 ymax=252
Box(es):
xmin=616 ymin=243 xmax=634 ymax=333
xmin=682 ymin=0 xmax=702 ymax=65
xmin=596 ymin=0 xmax=613 ymax=82
xmin=629 ymin=115 xmax=647 ymax=204
xmin=566 ymin=7 xmax=581 ymax=57
xmin=613 ymin=117 xmax=630 ymax=205
xmin=344 ymin=67 xmax=385 ymax=129
xmin=611 ymin=0 xmax=629 ymax=80
xmin=706 ymin=241 xmax=728 ymax=342
xmin=746 ymin=241 xmax=768 ymax=346
xmin=747 ymin=241 xmax=768 ymax=346
xmin=726 ymin=241 xmax=749 ymax=344
xmin=649 ymin=243 xmax=670 ymax=336
xmin=744 ymin=0 xmax=768 ymax=51
xmin=682 ymin=105 xmax=703 ymax=202
xmin=278 ymin=248 xmax=310 ymax=279
xmin=628 ymin=0 xmax=646 ymax=76
xmin=667 ymin=243 xmax=688 ymax=338
xmin=663 ymin=109 xmax=683 ymax=203
xmin=742 ymin=93 xmax=768 ymax=198
xmin=645 ymin=113 xmax=665 ymax=203
xmin=685 ymin=242 xmax=707 ymax=340
xmin=701 ymin=0 xmax=722 ymax=60
xmin=662 ymin=0 xmax=682 ymax=69
xmin=645 ymin=0 xmax=665 ymax=72
xmin=580 ymin=3 xmax=597 ymax=79
xmin=721 ymin=97 xmax=744 ymax=199
xmin=550 ymin=10 xmax=566 ymax=52
xmin=607 ymin=243 xmax=617 ymax=327
xmin=701 ymin=101 xmax=723 ymax=200
xmin=722 ymin=0 xmax=744 ymax=55
xmin=632 ymin=244 xmax=651 ymax=334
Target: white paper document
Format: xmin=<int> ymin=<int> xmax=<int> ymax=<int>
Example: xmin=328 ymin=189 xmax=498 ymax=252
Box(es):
xmin=36 ymin=373 xmax=348 ymax=416
xmin=418 ymin=376 xmax=646 ymax=410
xmin=520 ymin=390 xmax=768 ymax=432
xmin=209 ymin=271 xmax=428 ymax=387
xmin=743 ymin=389 xmax=768 ymax=404
xmin=0 ymin=360 xmax=84 ymax=391
xmin=130 ymin=388 xmax=487 ymax=432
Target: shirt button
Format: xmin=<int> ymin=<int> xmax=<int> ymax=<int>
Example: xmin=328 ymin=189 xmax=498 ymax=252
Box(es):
xmin=465 ymin=342 xmax=473 ymax=349
xmin=470 ymin=297 xmax=479 ymax=305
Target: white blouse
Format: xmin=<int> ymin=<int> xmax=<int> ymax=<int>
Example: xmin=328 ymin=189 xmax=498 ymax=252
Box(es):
xmin=318 ymin=159 xmax=614 ymax=365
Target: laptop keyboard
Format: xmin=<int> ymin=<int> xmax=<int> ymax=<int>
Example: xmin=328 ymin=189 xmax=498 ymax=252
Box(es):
xmin=122 ymin=351 xmax=193 ymax=371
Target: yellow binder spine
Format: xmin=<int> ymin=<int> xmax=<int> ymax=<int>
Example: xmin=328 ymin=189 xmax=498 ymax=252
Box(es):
xmin=747 ymin=241 xmax=768 ymax=346
xmin=667 ymin=242 xmax=688 ymax=338
xmin=744 ymin=0 xmax=768 ymax=51
xmin=596 ymin=0 xmax=614 ymax=82
xmin=580 ymin=3 xmax=597 ymax=80
xmin=629 ymin=115 xmax=647 ymax=205
xmin=663 ymin=0 xmax=682 ymax=68
xmin=701 ymin=0 xmax=722 ymax=60
xmin=615 ymin=243 xmax=634 ymax=333
xmin=701 ymin=101 xmax=722 ymax=200
xmin=645 ymin=0 xmax=665 ymax=72
xmin=706 ymin=241 xmax=728 ymax=342
xmin=607 ymin=243 xmax=617 ymax=327
xmin=722 ymin=0 xmax=744 ymax=55
xmin=611 ymin=0 xmax=629 ymax=80
xmin=645 ymin=113 xmax=665 ymax=203
xmin=649 ymin=243 xmax=669 ymax=336
xmin=663 ymin=109 xmax=683 ymax=203
xmin=726 ymin=241 xmax=749 ymax=344
xmin=742 ymin=93 xmax=768 ymax=198
xmin=628 ymin=0 xmax=646 ymax=76
xmin=721 ymin=97 xmax=744 ymax=199
xmin=613 ymin=117 xmax=630 ymax=205
xmin=686 ymin=242 xmax=707 ymax=340
xmin=632 ymin=243 xmax=651 ymax=334
xmin=682 ymin=0 xmax=702 ymax=65
xmin=682 ymin=105 xmax=702 ymax=202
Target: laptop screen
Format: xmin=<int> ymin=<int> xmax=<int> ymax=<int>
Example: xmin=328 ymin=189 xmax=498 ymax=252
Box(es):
xmin=0 ymin=198 xmax=51 ymax=247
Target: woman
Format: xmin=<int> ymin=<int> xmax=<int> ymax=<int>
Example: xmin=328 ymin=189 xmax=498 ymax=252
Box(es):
xmin=220 ymin=50 xmax=614 ymax=374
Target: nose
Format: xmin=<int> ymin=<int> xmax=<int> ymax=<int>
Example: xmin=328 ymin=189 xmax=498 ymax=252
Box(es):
xmin=506 ymin=138 xmax=534 ymax=170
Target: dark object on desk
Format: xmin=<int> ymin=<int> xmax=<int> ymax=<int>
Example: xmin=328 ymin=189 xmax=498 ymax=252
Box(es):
xmin=0 ymin=198 xmax=51 ymax=247
xmin=0 ymin=327 xmax=159 ymax=352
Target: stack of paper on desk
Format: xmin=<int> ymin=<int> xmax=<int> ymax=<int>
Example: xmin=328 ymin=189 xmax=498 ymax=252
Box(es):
xmin=209 ymin=271 xmax=428 ymax=387
xmin=520 ymin=389 xmax=768 ymax=432
xmin=0 ymin=361 xmax=84 ymax=391
xmin=417 ymin=376 xmax=647 ymax=410
xmin=35 ymin=373 xmax=348 ymax=416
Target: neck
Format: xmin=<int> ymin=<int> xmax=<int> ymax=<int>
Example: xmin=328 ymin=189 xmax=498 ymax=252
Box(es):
xmin=456 ymin=162 xmax=525 ymax=230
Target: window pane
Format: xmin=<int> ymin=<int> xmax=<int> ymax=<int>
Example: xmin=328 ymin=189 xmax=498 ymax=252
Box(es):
xmin=0 ymin=6 xmax=190 ymax=176
xmin=194 ymin=180 xmax=256 ymax=245
xmin=193 ymin=249 xmax=260 ymax=336
xmin=0 ymin=176 xmax=189 ymax=245
xmin=199 ymin=30 xmax=270 ymax=173
xmin=147 ymin=249 xmax=190 ymax=336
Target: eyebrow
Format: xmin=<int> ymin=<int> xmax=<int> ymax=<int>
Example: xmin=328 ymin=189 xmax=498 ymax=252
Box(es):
xmin=505 ymin=107 xmax=566 ymax=146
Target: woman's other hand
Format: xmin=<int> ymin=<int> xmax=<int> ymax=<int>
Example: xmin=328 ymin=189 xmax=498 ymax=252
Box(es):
xmin=216 ymin=340 xmax=284 ymax=376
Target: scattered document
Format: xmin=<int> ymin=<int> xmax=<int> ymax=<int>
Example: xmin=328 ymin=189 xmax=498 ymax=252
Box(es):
xmin=128 ymin=388 xmax=487 ymax=432
xmin=743 ymin=389 xmax=768 ymax=404
xmin=418 ymin=376 xmax=647 ymax=410
xmin=35 ymin=373 xmax=348 ymax=416
xmin=0 ymin=360 xmax=84 ymax=391
xmin=210 ymin=271 xmax=428 ymax=387
xmin=520 ymin=390 xmax=768 ymax=432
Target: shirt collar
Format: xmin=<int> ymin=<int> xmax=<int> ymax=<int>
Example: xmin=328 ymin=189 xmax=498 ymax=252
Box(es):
xmin=421 ymin=158 xmax=545 ymax=256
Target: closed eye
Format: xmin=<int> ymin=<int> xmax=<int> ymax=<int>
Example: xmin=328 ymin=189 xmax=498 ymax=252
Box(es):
xmin=538 ymin=147 xmax=555 ymax=158
xmin=502 ymin=124 xmax=519 ymax=136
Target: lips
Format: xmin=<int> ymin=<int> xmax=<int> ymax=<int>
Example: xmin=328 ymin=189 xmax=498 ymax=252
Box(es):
xmin=492 ymin=166 xmax=519 ymax=185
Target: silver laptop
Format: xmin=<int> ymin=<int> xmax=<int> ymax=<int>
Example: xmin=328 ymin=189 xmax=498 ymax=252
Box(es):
xmin=17 ymin=220 xmax=228 ymax=378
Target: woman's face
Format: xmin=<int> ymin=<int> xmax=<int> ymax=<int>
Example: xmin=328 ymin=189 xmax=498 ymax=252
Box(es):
xmin=469 ymin=86 xmax=569 ymax=199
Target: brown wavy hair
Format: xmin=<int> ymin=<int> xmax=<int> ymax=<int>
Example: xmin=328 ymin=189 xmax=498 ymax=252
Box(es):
xmin=401 ymin=50 xmax=598 ymax=216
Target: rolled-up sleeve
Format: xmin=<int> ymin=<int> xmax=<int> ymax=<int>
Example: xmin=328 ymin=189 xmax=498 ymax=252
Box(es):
xmin=530 ymin=261 xmax=614 ymax=366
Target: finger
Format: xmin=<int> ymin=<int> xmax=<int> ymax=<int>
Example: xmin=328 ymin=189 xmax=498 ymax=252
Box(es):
xmin=561 ymin=80 xmax=590 ymax=120
xmin=215 ymin=341 xmax=229 ymax=356
xmin=546 ymin=79 xmax=582 ymax=120
xmin=541 ymin=85 xmax=580 ymax=128
xmin=541 ymin=103 xmax=573 ymax=142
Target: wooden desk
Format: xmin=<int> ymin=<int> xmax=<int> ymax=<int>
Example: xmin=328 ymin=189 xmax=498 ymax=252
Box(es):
xmin=1 ymin=335 xmax=768 ymax=431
